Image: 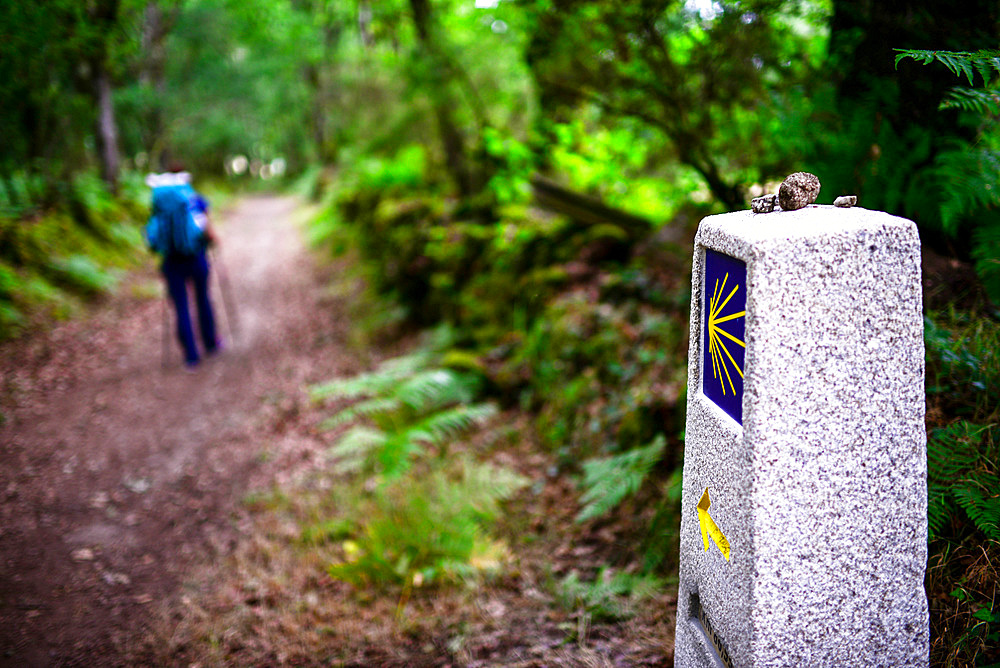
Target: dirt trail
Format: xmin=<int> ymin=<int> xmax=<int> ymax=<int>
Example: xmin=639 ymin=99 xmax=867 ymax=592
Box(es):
xmin=0 ymin=195 xmax=360 ymax=666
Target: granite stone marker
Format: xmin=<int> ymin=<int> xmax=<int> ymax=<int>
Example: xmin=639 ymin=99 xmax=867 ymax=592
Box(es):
xmin=675 ymin=206 xmax=928 ymax=667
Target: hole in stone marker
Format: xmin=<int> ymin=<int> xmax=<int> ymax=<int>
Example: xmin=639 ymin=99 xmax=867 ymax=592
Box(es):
xmin=689 ymin=591 xmax=733 ymax=668
xmin=689 ymin=591 xmax=702 ymax=620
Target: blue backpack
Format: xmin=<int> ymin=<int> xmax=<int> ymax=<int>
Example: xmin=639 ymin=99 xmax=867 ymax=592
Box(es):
xmin=145 ymin=184 xmax=205 ymax=258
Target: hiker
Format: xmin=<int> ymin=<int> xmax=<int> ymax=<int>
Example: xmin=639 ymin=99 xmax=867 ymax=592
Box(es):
xmin=145 ymin=167 xmax=221 ymax=369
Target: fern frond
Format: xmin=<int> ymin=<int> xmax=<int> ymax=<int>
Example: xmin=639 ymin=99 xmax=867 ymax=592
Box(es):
xmin=576 ymin=435 xmax=666 ymax=522
xmin=895 ymin=49 xmax=1000 ymax=86
xmin=319 ymin=396 xmax=403 ymax=431
xmin=939 ymin=87 xmax=1000 ymax=115
xmin=309 ymin=351 xmax=434 ymax=401
xmin=370 ymin=405 xmax=499 ymax=478
xmin=557 ymin=567 xmax=664 ymax=621
xmin=327 ymin=426 xmax=388 ymax=473
xmin=446 ymin=458 xmax=530 ymax=522
xmin=928 ymin=483 xmax=953 ymax=540
xmin=406 ymin=403 xmax=499 ymax=448
xmin=375 ymin=431 xmax=426 ymax=478
xmin=953 ymin=485 xmax=1000 ymax=541
xmin=894 ymin=49 xmax=937 ymax=68
xmin=927 ymin=421 xmax=988 ymax=480
xmin=395 ymin=369 xmax=481 ymax=413
xmin=934 ymin=147 xmax=1000 ymax=233
xmin=375 ymin=350 xmax=436 ymax=376
xmin=927 ymin=421 xmax=1000 ymax=540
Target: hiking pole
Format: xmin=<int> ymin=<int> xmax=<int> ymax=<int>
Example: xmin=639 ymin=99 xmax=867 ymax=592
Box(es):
xmin=161 ymin=285 xmax=171 ymax=370
xmin=210 ymin=246 xmax=240 ymax=345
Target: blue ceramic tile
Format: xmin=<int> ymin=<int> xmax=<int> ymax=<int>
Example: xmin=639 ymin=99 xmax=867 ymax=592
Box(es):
xmin=703 ymin=250 xmax=746 ymax=424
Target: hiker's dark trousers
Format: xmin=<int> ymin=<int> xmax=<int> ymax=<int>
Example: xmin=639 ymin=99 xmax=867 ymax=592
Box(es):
xmin=162 ymin=252 xmax=218 ymax=365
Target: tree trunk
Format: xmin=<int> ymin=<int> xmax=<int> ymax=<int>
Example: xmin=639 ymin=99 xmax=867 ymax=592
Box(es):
xmin=358 ymin=1 xmax=373 ymax=47
xmin=407 ymin=0 xmax=480 ymax=201
xmin=141 ymin=2 xmax=166 ymax=167
xmin=94 ymin=63 xmax=121 ymax=193
xmin=140 ymin=1 xmax=181 ymax=170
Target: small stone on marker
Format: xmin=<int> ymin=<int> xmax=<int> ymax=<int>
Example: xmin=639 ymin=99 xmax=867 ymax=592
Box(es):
xmin=778 ymin=172 xmax=821 ymax=211
xmin=752 ymin=194 xmax=778 ymax=213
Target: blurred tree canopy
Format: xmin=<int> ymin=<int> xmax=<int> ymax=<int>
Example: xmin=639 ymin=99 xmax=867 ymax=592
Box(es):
xmin=524 ymin=0 xmax=829 ymax=209
xmin=0 ymin=0 xmax=142 ymax=197
xmin=1 ymin=0 xmax=997 ymax=268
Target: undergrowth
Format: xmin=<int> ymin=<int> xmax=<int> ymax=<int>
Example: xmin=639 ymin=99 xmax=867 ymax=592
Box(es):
xmin=326 ymin=457 xmax=527 ymax=588
xmin=925 ymin=308 xmax=1000 ymax=667
xmin=309 ymin=343 xmax=527 ymax=589
xmin=0 ymin=169 xmax=148 ymax=338
xmin=310 ymin=149 xmax=696 ymax=587
xmin=895 ymin=49 xmax=1000 ymax=306
xmin=555 ymin=567 xmax=664 ymax=625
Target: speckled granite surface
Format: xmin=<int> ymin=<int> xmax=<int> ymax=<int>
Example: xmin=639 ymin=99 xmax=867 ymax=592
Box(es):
xmin=675 ymin=207 xmax=928 ymax=668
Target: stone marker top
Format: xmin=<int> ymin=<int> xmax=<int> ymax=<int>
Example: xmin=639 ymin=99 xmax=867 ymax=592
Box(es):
xmin=698 ymin=205 xmax=918 ymax=250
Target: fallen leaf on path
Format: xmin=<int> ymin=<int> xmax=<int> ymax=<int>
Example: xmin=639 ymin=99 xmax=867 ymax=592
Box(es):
xmin=123 ymin=477 xmax=151 ymax=493
xmin=102 ymin=571 xmax=131 ymax=586
xmin=71 ymin=548 xmax=95 ymax=561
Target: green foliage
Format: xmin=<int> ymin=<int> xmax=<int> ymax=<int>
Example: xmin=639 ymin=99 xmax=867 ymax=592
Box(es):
xmin=895 ymin=49 xmax=1000 ymax=90
xmin=929 ymin=537 xmax=1000 ymax=667
xmin=525 ymin=0 xmax=829 ymax=208
xmin=0 ymin=0 xmax=142 ymax=181
xmin=927 ymin=421 xmax=1000 ymax=541
xmin=546 ymin=117 xmax=711 ymax=222
xmin=925 ymin=306 xmax=1000 ymax=665
xmin=925 ymin=310 xmax=1000 ymax=540
xmin=0 ymin=169 xmax=145 ymax=338
xmin=938 ymin=87 xmax=1000 ymax=115
xmin=46 ymin=255 xmax=118 ymax=296
xmin=894 ymin=48 xmax=1000 ymax=305
xmin=312 ymin=128 xmax=692 ymax=589
xmin=327 ymin=458 xmax=528 ymax=588
xmin=125 ymin=0 xmax=320 ymax=175
xmin=925 ymin=313 xmax=1000 ymax=419
xmin=946 ymin=578 xmax=1000 ymax=666
xmin=555 ymin=567 xmax=664 ymax=623
xmin=972 ymin=219 xmax=1000 ymax=306
xmin=577 ymin=435 xmax=666 ymax=523
xmin=326 ymin=402 xmax=499 ymax=479
xmin=312 ymin=349 xmax=439 ymax=402
xmin=641 ymin=468 xmax=685 ymax=574
xmin=345 ymin=145 xmax=430 ymax=194
xmin=312 ymin=352 xmax=497 ymax=479
xmin=508 ymin=289 xmax=688 ymax=460
xmin=933 ymin=147 xmax=1000 ymax=235
xmin=299 ymin=517 xmax=356 ymax=547
xmin=309 ymin=336 xmax=528 ymax=590
xmin=481 ymin=127 xmax=535 ymax=206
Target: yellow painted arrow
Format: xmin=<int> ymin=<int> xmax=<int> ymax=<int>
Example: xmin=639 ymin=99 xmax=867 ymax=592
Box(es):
xmin=697 ymin=488 xmax=731 ymax=561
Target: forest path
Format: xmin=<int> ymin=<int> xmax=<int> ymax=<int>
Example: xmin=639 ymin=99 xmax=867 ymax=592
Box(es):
xmin=0 ymin=195 xmax=363 ymax=666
